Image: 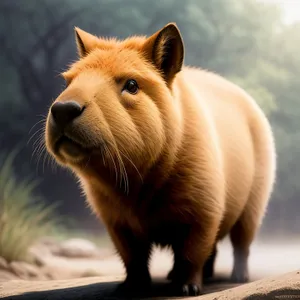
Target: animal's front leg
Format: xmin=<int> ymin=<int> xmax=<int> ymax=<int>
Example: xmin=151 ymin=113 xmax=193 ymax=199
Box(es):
xmin=107 ymin=224 xmax=151 ymax=296
xmin=168 ymin=244 xmax=217 ymax=282
xmin=170 ymin=223 xmax=218 ymax=297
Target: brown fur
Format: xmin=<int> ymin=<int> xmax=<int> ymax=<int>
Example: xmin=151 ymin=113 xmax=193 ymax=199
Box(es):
xmin=45 ymin=23 xmax=276 ymax=296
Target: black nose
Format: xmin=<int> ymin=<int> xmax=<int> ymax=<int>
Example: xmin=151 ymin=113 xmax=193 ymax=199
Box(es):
xmin=51 ymin=101 xmax=83 ymax=129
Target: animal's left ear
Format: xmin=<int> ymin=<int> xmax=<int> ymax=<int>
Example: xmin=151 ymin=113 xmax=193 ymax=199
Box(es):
xmin=143 ymin=23 xmax=184 ymax=84
xmin=74 ymin=27 xmax=99 ymax=58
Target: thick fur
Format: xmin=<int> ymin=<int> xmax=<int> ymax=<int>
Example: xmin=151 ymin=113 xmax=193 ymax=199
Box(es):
xmin=45 ymin=23 xmax=276 ymax=296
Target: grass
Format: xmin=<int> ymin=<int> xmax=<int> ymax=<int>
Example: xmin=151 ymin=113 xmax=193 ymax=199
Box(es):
xmin=0 ymin=150 xmax=61 ymax=263
xmin=0 ymin=149 xmax=113 ymax=264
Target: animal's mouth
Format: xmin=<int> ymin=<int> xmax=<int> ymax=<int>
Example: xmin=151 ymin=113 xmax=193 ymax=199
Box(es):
xmin=54 ymin=135 xmax=91 ymax=158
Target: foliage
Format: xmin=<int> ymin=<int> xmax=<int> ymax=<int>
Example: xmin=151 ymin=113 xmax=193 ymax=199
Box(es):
xmin=0 ymin=0 xmax=299 ymax=234
xmin=0 ymin=151 xmax=61 ymax=262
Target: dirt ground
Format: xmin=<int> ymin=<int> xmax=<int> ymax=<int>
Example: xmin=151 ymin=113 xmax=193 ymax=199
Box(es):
xmin=1 ymin=238 xmax=300 ymax=299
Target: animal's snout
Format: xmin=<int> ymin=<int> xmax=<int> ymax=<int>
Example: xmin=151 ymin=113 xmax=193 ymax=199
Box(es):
xmin=51 ymin=101 xmax=84 ymax=129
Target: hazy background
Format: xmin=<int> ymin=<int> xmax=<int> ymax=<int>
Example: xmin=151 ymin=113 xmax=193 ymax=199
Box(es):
xmin=1 ymin=0 xmax=300 ymax=240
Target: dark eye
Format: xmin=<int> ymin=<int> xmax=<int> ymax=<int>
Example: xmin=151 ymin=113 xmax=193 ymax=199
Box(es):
xmin=123 ymin=79 xmax=139 ymax=94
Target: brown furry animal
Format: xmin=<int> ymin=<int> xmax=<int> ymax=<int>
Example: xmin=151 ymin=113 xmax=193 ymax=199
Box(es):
xmin=45 ymin=23 xmax=276 ymax=297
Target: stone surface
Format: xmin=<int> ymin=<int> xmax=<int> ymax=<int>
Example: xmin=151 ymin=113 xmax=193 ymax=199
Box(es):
xmin=28 ymin=242 xmax=54 ymax=267
xmin=53 ymin=238 xmax=102 ymax=258
xmin=0 ymin=237 xmax=114 ymax=282
xmin=37 ymin=236 xmax=61 ymax=255
xmin=0 ymin=269 xmax=18 ymax=282
xmin=9 ymin=261 xmax=40 ymax=278
xmin=0 ymin=257 xmax=8 ymax=270
xmin=0 ymin=271 xmax=299 ymax=299
xmin=1 ymin=237 xmax=299 ymax=298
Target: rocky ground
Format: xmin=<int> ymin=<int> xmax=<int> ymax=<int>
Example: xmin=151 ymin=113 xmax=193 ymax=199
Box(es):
xmin=0 ymin=237 xmax=115 ymax=281
xmin=0 ymin=237 xmax=300 ymax=299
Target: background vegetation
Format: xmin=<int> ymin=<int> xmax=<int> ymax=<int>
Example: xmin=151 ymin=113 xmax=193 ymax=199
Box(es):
xmin=0 ymin=0 xmax=299 ymax=239
xmin=0 ymin=151 xmax=60 ymax=262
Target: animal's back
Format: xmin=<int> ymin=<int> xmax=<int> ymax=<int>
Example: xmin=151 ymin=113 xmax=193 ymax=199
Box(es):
xmin=181 ymin=66 xmax=276 ymax=239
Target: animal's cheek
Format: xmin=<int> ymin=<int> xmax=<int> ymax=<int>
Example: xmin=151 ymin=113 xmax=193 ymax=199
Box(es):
xmin=129 ymin=101 xmax=165 ymax=153
xmin=120 ymin=93 xmax=140 ymax=109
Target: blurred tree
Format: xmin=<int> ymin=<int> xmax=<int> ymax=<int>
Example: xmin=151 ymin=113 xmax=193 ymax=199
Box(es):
xmin=0 ymin=0 xmax=299 ymax=234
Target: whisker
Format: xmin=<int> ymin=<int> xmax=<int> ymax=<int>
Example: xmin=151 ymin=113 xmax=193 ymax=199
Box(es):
xmin=31 ymin=129 xmax=46 ymax=174
xmin=118 ymin=146 xmax=143 ymax=184
xmin=31 ymin=139 xmax=43 ymax=165
xmin=28 ymin=118 xmax=46 ymax=136
xmin=42 ymin=147 xmax=50 ymax=174
xmin=116 ymin=149 xmax=129 ymax=195
xmin=105 ymin=145 xmax=118 ymax=188
xmin=35 ymin=144 xmax=46 ymax=175
xmin=50 ymin=156 xmax=58 ymax=173
xmin=107 ymin=141 xmax=129 ymax=195
xmin=32 ymin=133 xmax=45 ymax=159
xmin=115 ymin=149 xmax=124 ymax=191
xmin=27 ymin=127 xmax=45 ymax=146
xmin=84 ymin=155 xmax=91 ymax=170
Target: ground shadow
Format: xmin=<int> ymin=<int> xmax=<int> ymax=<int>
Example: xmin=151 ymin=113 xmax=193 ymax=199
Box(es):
xmin=244 ymin=288 xmax=300 ymax=300
xmin=1 ymin=275 xmax=239 ymax=300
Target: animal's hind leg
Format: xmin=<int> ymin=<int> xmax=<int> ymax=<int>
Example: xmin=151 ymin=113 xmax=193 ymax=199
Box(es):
xmin=229 ymin=214 xmax=253 ymax=283
xmin=229 ymin=185 xmax=272 ymax=283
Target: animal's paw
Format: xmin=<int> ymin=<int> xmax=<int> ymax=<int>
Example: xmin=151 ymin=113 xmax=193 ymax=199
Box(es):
xmin=180 ymin=283 xmax=202 ymax=297
xmin=231 ymin=267 xmax=249 ymax=283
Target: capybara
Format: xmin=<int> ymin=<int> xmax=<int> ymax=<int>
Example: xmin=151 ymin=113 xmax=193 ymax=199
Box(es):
xmin=45 ymin=23 xmax=276 ymax=296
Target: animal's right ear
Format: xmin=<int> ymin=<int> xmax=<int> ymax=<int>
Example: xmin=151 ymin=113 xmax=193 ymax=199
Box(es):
xmin=74 ymin=27 xmax=99 ymax=58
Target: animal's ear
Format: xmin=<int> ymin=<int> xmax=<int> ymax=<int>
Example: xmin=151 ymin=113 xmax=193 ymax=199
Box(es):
xmin=74 ymin=27 xmax=99 ymax=58
xmin=143 ymin=23 xmax=184 ymax=84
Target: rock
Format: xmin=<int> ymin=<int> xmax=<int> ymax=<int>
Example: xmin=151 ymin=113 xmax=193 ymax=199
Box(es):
xmin=9 ymin=262 xmax=27 ymax=279
xmin=38 ymin=236 xmax=59 ymax=246
xmin=22 ymin=262 xmax=40 ymax=278
xmin=10 ymin=261 xmax=40 ymax=279
xmin=81 ymin=269 xmax=102 ymax=277
xmin=37 ymin=236 xmax=61 ymax=255
xmin=0 ymin=256 xmax=8 ymax=270
xmin=54 ymin=238 xmax=101 ymax=258
xmin=0 ymin=269 xmax=18 ymax=281
xmin=28 ymin=243 xmax=52 ymax=266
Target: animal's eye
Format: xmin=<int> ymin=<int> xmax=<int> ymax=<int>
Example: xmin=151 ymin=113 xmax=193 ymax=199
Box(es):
xmin=123 ymin=79 xmax=139 ymax=94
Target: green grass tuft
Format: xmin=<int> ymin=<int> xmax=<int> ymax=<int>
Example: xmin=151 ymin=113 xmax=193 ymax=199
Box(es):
xmin=0 ymin=150 xmax=61 ymax=263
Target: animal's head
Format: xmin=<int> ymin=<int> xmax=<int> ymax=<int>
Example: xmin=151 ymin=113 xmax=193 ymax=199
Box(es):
xmin=45 ymin=23 xmax=184 ymax=190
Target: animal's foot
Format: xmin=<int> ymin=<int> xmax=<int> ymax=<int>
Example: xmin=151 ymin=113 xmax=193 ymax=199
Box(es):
xmin=231 ymin=266 xmax=249 ymax=283
xmin=181 ymin=283 xmax=202 ymax=296
xmin=167 ymin=264 xmax=202 ymax=296
xmin=170 ymin=276 xmax=202 ymax=297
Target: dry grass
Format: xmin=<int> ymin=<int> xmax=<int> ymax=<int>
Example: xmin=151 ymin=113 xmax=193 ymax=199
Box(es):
xmin=0 ymin=151 xmax=61 ymax=262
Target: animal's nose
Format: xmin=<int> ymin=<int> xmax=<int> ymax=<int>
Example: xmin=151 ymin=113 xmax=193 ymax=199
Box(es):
xmin=51 ymin=101 xmax=83 ymax=129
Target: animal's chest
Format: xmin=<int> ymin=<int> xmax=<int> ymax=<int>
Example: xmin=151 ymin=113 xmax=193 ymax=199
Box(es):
xmin=148 ymin=222 xmax=190 ymax=246
xmin=91 ymin=178 xmax=191 ymax=246
xmin=121 ymin=195 xmax=188 ymax=246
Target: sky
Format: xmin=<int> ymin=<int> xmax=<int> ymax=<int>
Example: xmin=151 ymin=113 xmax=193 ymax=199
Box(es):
xmin=261 ymin=0 xmax=300 ymax=24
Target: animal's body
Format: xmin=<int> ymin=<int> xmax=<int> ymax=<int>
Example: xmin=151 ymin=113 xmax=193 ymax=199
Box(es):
xmin=45 ymin=23 xmax=276 ymax=296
